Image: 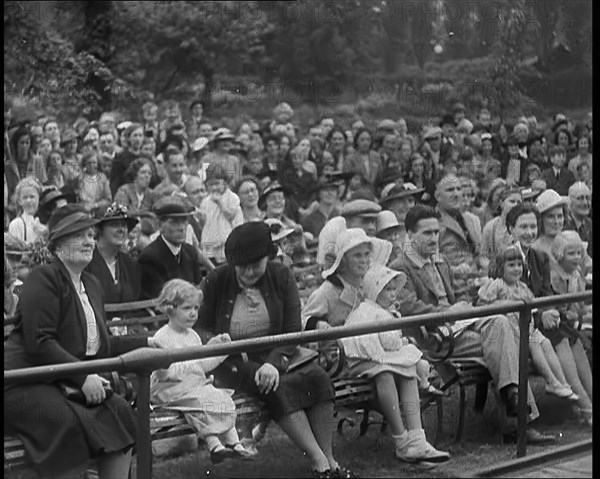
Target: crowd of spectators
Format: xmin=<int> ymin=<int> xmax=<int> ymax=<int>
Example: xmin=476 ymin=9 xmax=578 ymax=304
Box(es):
xmin=3 ymin=99 xmax=593 ymax=477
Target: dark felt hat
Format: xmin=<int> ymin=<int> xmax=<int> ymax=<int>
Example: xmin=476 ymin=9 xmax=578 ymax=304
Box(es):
xmin=47 ymin=204 xmax=100 ymax=243
xmin=258 ymin=181 xmax=289 ymax=208
xmin=225 ymin=222 xmax=277 ymax=266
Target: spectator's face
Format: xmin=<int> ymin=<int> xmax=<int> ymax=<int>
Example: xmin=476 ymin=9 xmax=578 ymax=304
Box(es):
xmin=56 ymin=227 xmax=96 ymax=267
xmin=454 ymin=111 xmax=465 ymax=123
xmin=376 ymin=276 xmax=401 ymax=308
xmin=44 ymin=122 xmax=60 ymax=141
xmin=129 ymin=128 xmax=144 ymax=151
xmin=100 ymin=134 xmax=115 ymax=153
xmin=435 ymin=176 xmax=462 ymax=211
xmin=481 ymin=139 xmax=493 ymax=156
xmin=135 ymin=164 xmax=153 ymax=189
xmin=356 ymin=131 xmax=371 ymax=153
xmin=18 ymin=186 xmax=39 ymax=215
xmin=515 ymin=126 xmax=528 ymax=143
xmin=266 ymin=139 xmax=279 ymax=156
xmin=265 ymin=191 xmax=285 ymax=216
xmin=160 ymin=217 xmax=188 ymax=245
xmin=442 ymin=124 xmax=455 ymax=137
xmin=184 ymin=178 xmax=207 ymax=207
xmin=166 ymin=107 xmax=180 ymax=122
xmin=16 ymin=135 xmax=31 ymax=159
xmin=411 ymin=157 xmax=424 ymax=176
xmin=462 ymin=185 xmax=475 ymax=209
xmin=330 ymin=131 xmax=346 ymax=152
xmin=63 ymin=139 xmax=77 ymax=156
xmin=247 ymin=156 xmax=263 ymax=174
xmin=479 ymin=111 xmax=491 ymax=126
xmin=560 ymin=244 xmax=583 ymax=272
xmin=309 ymin=127 xmax=323 ymax=146
xmin=346 ymin=216 xmax=377 ymax=237
xmin=100 ymin=219 xmax=128 ymax=248
xmin=503 ymin=259 xmax=523 ymax=285
xmin=542 ymin=206 xmax=564 ymax=237
xmin=351 ymin=121 xmax=364 ymax=136
xmin=319 ymin=186 xmax=338 ymax=205
xmin=397 ymin=119 xmax=407 ymax=135
xmin=557 ymin=131 xmax=569 ymax=147
xmin=339 ymin=243 xmax=371 ymax=278
xmin=279 ymin=136 xmax=291 ymax=156
xmin=47 ymin=152 xmax=63 ymax=170
xmin=276 ymin=111 xmax=291 ymax=123
xmin=409 ymin=217 xmax=440 ymax=258
xmin=83 ymin=155 xmax=98 ymax=175
xmin=428 ymin=137 xmax=441 ymax=151
xmin=389 ymin=196 xmax=415 ymax=223
xmin=237 ymin=180 xmax=259 ymax=208
xmin=511 ymin=212 xmax=538 ymax=246
xmin=206 ymin=178 xmax=226 ymax=195
xmin=141 ymin=141 xmax=156 ymax=158
xmin=199 ymin=124 xmax=213 ymax=138
xmin=508 ymin=144 xmax=520 ymax=157
xmin=39 ymin=138 xmax=52 ymax=157
xmin=577 ymin=137 xmax=589 ymax=152
xmin=235 ymin=256 xmax=269 ymax=288
xmin=191 ymin=103 xmax=203 ymax=119
xmin=143 ymin=107 xmax=158 ymax=123
xmin=216 ymin=140 xmax=232 ymax=154
xmin=165 ymin=153 xmax=186 ymax=183
xmin=169 ymin=297 xmax=200 ymax=331
xmin=321 ymin=119 xmax=334 ymax=137
xmin=577 ymin=164 xmax=591 ymax=183
xmin=501 ymin=193 xmax=521 ymax=216
xmin=550 ymin=152 xmax=566 ymax=169
xmin=382 ymin=134 xmax=398 ymax=153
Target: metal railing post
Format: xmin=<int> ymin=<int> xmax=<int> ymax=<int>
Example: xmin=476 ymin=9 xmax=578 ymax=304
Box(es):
xmin=517 ymin=303 xmax=531 ymax=458
xmin=136 ymin=372 xmax=152 ymax=478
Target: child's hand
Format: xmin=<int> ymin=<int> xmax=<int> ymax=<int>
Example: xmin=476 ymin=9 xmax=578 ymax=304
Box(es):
xmin=208 ymin=333 xmax=231 ymax=345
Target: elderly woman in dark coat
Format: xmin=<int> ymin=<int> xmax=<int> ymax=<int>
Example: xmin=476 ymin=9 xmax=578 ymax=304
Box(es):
xmin=4 ymin=205 xmax=159 ymax=478
xmin=196 ymin=222 xmax=356 ymax=478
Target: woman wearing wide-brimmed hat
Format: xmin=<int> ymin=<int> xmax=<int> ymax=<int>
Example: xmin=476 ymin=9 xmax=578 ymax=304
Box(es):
xmin=85 ymin=203 xmax=141 ymax=307
xmin=5 ymin=204 xmax=159 ymax=478
xmin=197 ymin=222 xmax=356 ymax=478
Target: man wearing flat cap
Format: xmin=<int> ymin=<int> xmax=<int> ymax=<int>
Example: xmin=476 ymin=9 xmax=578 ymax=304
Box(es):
xmin=421 ymin=126 xmax=443 ymax=184
xmin=137 ymin=195 xmax=205 ymax=299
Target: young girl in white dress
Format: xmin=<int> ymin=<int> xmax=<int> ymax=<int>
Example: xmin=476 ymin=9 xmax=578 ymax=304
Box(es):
xmin=341 ymin=264 xmax=450 ymax=464
xmin=8 ymin=178 xmax=45 ymax=245
xmin=150 ymin=279 xmax=254 ymax=464
xmin=477 ymin=244 xmax=578 ymax=401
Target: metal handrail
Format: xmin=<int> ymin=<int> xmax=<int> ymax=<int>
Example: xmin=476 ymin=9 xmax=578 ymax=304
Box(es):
xmin=4 ymin=291 xmax=592 ymax=476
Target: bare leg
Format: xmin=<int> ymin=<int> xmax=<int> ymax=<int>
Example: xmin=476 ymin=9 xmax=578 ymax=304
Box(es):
xmin=97 ymin=449 xmax=132 ymax=479
xmin=276 ymin=410 xmax=330 ymax=471
xmin=540 ymin=339 xmax=569 ymax=385
xmin=416 ymin=360 xmax=430 ymax=388
xmin=305 ymin=401 xmax=339 ymax=470
xmin=396 ymin=376 xmax=423 ymax=431
xmin=530 ymin=343 xmax=560 ymax=386
xmin=571 ymin=340 xmax=593 ymax=401
xmin=555 ymin=338 xmax=593 ymax=410
xmin=374 ymin=372 xmax=407 ymax=436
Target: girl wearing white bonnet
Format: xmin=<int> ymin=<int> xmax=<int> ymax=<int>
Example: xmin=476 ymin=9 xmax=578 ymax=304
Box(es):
xmin=341 ymin=263 xmax=450 ymax=464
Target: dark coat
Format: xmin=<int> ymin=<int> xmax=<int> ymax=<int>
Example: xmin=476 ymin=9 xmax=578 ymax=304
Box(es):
xmin=540 ymin=166 xmax=576 ymax=196
xmin=5 ymin=258 xmax=147 ymax=385
xmin=196 ymin=261 xmax=300 ymax=372
xmin=137 ymin=235 xmax=204 ymax=300
xmin=85 ymin=246 xmax=141 ymax=308
xmin=4 ymin=258 xmax=145 ymax=474
xmin=500 ymin=153 xmax=530 ymax=186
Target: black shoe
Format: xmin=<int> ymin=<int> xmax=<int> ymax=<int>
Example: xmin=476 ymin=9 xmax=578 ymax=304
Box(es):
xmin=311 ymin=469 xmax=332 ymax=478
xmin=210 ymin=446 xmax=235 ymax=464
xmin=505 ymin=393 xmax=532 ymax=417
xmin=502 ymin=428 xmax=556 ymax=445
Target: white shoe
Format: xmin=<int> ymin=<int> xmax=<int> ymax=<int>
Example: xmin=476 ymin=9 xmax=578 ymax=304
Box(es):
xmin=396 ymin=429 xmax=450 ymax=463
xmin=545 ymin=383 xmax=574 ymax=399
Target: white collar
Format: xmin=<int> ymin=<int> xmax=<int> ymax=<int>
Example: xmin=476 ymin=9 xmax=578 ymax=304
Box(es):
xmin=161 ymin=235 xmax=182 ymax=255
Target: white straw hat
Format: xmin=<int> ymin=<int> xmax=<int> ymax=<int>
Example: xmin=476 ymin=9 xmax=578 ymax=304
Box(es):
xmin=376 ymin=210 xmax=402 ymax=236
xmin=363 ymin=264 xmax=407 ymax=302
xmin=321 ymin=228 xmax=372 ymax=279
xmin=535 ymin=189 xmax=568 ymax=214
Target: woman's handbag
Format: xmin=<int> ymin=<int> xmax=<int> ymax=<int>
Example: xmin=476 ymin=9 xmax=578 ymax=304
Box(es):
xmin=283 ymin=346 xmax=319 ymax=372
xmin=58 ymin=372 xmax=137 ymax=407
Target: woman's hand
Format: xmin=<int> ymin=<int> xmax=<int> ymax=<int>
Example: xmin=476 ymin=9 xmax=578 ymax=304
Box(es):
xmin=81 ymin=374 xmax=108 ymax=406
xmin=255 ymin=363 xmax=280 ymax=394
xmin=541 ymin=310 xmax=561 ymax=330
xmin=207 ymin=333 xmax=232 ymax=345
xmin=316 ymin=320 xmax=332 ymax=330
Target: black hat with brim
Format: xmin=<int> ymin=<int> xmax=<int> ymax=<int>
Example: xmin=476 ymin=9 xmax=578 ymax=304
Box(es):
xmin=47 ymin=204 xmax=100 ymax=243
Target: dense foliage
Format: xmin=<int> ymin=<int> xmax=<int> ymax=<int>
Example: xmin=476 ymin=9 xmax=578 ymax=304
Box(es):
xmin=4 ymin=0 xmax=592 ymax=120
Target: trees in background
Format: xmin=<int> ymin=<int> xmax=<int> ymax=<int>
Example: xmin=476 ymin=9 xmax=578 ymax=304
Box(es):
xmin=4 ymin=0 xmax=593 ymax=117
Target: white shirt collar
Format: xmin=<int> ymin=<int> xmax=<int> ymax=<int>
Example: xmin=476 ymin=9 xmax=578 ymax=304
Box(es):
xmin=161 ymin=235 xmax=182 ymax=255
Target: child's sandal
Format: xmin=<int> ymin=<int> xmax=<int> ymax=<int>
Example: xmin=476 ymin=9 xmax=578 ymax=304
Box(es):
xmin=225 ymin=443 xmax=256 ymax=460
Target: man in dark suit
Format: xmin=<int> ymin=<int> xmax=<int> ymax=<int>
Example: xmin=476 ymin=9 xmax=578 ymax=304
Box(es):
xmin=540 ymin=145 xmax=576 ymax=196
xmin=137 ymin=195 xmax=204 ymax=299
xmin=390 ymin=204 xmax=554 ymax=445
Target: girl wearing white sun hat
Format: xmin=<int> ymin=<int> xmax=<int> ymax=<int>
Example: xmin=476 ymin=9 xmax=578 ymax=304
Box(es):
xmin=341 ymin=263 xmax=450 ymax=464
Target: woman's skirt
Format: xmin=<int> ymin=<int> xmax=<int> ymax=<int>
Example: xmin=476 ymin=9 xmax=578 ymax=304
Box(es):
xmin=346 ymin=357 xmax=418 ymax=379
xmin=4 ymin=383 xmax=137 ymax=476
xmin=212 ymin=355 xmax=334 ymax=421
